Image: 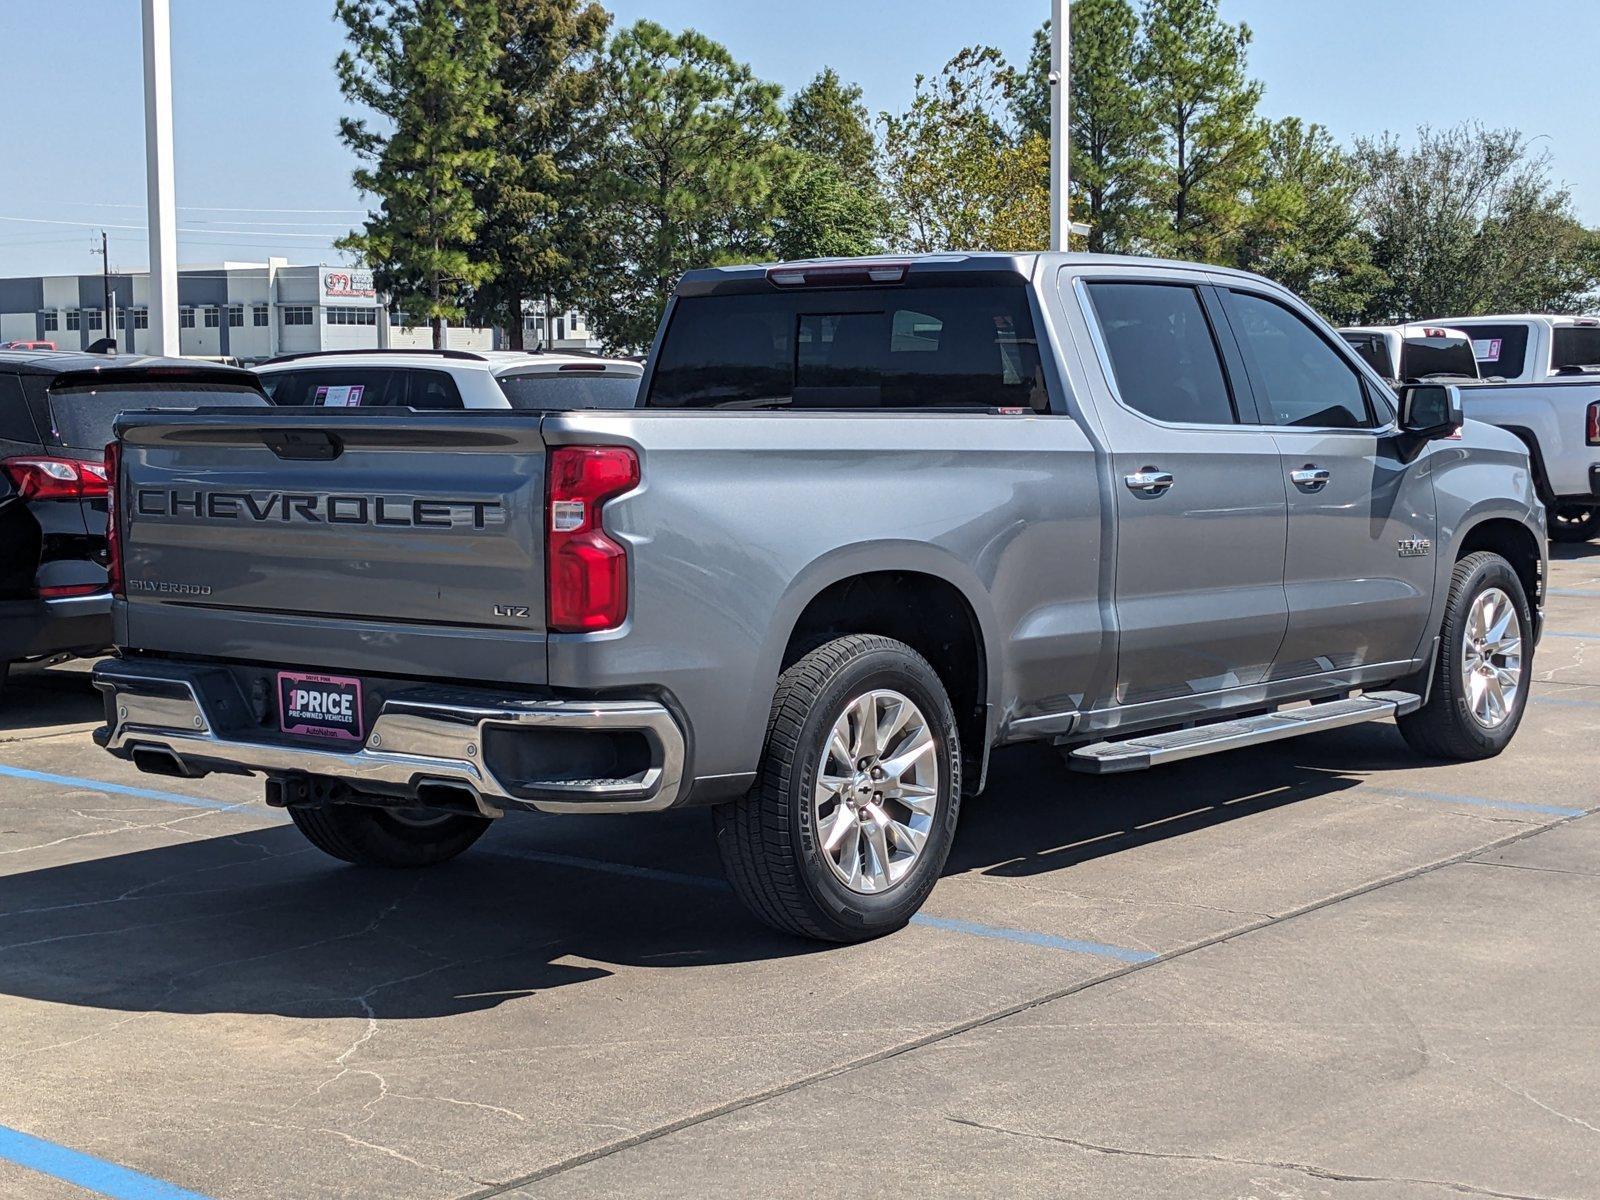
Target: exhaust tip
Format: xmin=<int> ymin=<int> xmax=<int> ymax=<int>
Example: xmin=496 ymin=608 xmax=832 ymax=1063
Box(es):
xmin=130 ymin=745 xmax=197 ymax=779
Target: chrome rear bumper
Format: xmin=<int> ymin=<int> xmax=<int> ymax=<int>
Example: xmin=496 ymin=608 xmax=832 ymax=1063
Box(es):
xmin=93 ymin=659 xmax=685 ymax=814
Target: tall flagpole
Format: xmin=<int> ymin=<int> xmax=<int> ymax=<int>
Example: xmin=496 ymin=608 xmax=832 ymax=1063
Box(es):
xmin=1050 ymin=0 xmax=1070 ymax=251
xmin=141 ymin=0 xmax=180 ymax=356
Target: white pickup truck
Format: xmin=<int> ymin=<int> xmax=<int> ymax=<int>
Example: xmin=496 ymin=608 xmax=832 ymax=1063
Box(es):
xmin=1426 ymin=315 xmax=1600 ymax=542
xmin=1339 ymin=324 xmax=1481 ymax=386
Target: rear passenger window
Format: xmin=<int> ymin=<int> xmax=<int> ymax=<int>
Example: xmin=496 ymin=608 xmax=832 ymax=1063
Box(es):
xmin=0 ymin=376 xmax=39 ymax=444
xmin=1223 ymin=291 xmax=1373 ymax=429
xmin=406 ymin=370 xmax=465 ymax=410
xmin=1085 ymin=282 xmax=1236 ymax=425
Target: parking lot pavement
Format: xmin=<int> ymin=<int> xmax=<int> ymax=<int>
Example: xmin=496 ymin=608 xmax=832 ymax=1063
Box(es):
xmin=0 ymin=547 xmax=1594 ymax=1200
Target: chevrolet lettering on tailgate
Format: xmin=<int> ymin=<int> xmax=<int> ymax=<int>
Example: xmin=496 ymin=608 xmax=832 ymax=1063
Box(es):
xmin=134 ymin=489 xmax=506 ymax=529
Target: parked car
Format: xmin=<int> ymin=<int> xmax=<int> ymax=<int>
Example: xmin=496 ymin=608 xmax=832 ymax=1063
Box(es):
xmin=1338 ymin=324 xmax=1480 ymax=384
xmin=255 ymin=348 xmax=642 ymax=411
xmin=0 ymin=341 xmax=58 ymax=352
xmin=0 ymin=351 xmax=267 ymax=701
xmin=1416 ymin=315 xmax=1600 ymax=542
xmin=94 ymin=254 xmax=1544 ymax=942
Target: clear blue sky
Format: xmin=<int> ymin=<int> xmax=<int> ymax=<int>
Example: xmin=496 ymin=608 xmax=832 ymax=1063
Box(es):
xmin=1 ymin=0 xmax=1595 ymax=277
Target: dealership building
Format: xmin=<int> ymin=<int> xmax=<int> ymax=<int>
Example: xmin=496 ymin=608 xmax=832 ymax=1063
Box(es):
xmin=0 ymin=260 xmax=603 ymax=359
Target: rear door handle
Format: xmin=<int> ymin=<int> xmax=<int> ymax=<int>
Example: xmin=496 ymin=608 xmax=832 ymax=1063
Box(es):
xmin=1290 ymin=467 xmax=1330 ymax=491
xmin=1124 ymin=470 xmax=1175 ymax=496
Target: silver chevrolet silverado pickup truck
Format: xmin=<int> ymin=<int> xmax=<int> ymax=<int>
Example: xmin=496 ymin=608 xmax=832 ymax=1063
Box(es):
xmin=94 ymin=253 xmax=1546 ymax=942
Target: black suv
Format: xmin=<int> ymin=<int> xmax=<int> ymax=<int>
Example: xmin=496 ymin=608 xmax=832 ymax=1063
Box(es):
xmin=0 ymin=352 xmax=267 ymax=701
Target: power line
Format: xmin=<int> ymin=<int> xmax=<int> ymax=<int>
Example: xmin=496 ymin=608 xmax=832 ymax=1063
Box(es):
xmin=41 ymin=200 xmax=368 ymax=215
xmin=0 ymin=215 xmax=341 ymax=241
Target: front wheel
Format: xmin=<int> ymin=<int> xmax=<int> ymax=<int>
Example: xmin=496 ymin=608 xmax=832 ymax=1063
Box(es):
xmin=1397 ymin=551 xmax=1532 ymax=760
xmin=714 ymin=635 xmax=963 ymax=943
xmin=1549 ymin=505 xmax=1600 ymax=543
xmin=288 ymin=802 xmax=491 ymax=867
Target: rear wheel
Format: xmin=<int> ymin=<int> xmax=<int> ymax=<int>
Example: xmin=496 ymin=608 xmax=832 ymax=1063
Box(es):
xmin=1397 ymin=551 xmax=1531 ymax=760
xmin=713 ymin=635 xmax=962 ymax=943
xmin=288 ymin=802 xmax=491 ymax=867
xmin=1549 ymin=505 xmax=1600 ymax=543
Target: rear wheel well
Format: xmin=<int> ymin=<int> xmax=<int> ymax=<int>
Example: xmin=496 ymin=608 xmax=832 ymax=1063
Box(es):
xmin=1457 ymin=518 xmax=1542 ymax=609
xmin=784 ymin=572 xmax=988 ymax=793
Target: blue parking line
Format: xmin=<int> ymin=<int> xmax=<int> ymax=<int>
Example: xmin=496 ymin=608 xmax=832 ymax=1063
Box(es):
xmin=0 ymin=764 xmax=254 ymax=814
xmin=909 ymin=915 xmax=1158 ymax=963
xmin=1545 ymin=588 xmax=1600 ymax=598
xmin=1532 ymin=694 xmax=1600 ymax=709
xmin=1542 ymin=631 xmax=1600 ymax=640
xmin=0 ymin=1124 xmax=213 ymax=1200
xmin=1372 ymin=786 xmax=1584 ymax=819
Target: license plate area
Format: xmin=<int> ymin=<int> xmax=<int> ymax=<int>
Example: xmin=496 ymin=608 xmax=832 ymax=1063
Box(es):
xmin=277 ymin=671 xmax=364 ymax=743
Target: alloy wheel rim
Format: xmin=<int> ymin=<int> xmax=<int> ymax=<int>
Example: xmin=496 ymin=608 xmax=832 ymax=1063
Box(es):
xmin=813 ymin=688 xmax=938 ymax=894
xmin=1461 ymin=586 xmax=1523 ymax=729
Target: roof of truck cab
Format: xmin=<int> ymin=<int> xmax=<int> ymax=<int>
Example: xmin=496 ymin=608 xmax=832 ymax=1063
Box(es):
xmin=252 ymin=349 xmax=638 ymax=375
xmin=675 ymin=251 xmax=1292 ymax=296
xmin=1427 ymin=314 xmax=1600 ymax=328
xmin=1340 ymin=324 xmax=1472 ymax=341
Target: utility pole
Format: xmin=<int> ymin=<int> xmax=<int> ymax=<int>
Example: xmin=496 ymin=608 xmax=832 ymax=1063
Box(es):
xmin=1050 ymin=0 xmax=1070 ymax=251
xmin=141 ymin=0 xmax=180 ymax=355
xmin=99 ymin=231 xmax=116 ymax=348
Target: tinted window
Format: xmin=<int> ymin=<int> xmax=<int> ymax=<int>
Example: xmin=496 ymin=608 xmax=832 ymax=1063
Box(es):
xmin=646 ymin=286 xmax=1047 ymax=411
xmin=1464 ymin=324 xmax=1530 ymax=379
xmin=45 ymin=381 xmax=267 ymax=450
xmin=406 ymin=370 xmax=465 ymax=410
xmin=497 ymin=373 xmax=640 ymax=410
xmin=259 ymin=368 xmax=409 ymax=408
xmin=1399 ymin=335 xmax=1479 ymax=382
xmin=1553 ymin=326 xmax=1600 ymax=373
xmin=0 ymin=375 xmax=39 ymax=444
xmin=1086 ymin=282 xmax=1236 ymax=425
xmin=1223 ymin=291 xmax=1371 ymax=429
xmin=1340 ymin=332 xmax=1395 ymax=379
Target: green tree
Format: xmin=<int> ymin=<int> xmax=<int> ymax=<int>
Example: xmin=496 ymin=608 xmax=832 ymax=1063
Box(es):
xmin=773 ymin=69 xmax=895 ymax=260
xmin=466 ymin=0 xmax=609 ymax=349
xmin=1010 ymin=21 xmax=1051 ymax=141
xmin=1234 ymin=118 xmax=1381 ymax=323
xmin=1068 ymin=1 xmax=1158 ymax=252
xmin=879 ymin=47 xmax=1017 ymax=252
xmin=579 ymin=20 xmax=789 ymax=350
xmin=786 ymin=68 xmax=876 ymax=177
xmin=335 ymin=0 xmax=500 ymax=348
xmin=1138 ymin=0 xmax=1265 ymax=261
xmin=1356 ymin=123 xmax=1600 ymax=319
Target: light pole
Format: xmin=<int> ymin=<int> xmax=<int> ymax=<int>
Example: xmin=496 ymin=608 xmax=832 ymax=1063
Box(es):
xmin=1050 ymin=0 xmax=1069 ymax=251
xmin=141 ymin=0 xmax=180 ymax=356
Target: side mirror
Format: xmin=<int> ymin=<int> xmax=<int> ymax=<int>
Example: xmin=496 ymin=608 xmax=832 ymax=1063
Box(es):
xmin=1399 ymin=382 xmax=1463 ymax=438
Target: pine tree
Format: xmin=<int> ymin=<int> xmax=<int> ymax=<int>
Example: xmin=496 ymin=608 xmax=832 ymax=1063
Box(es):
xmin=1138 ymin=0 xmax=1265 ymax=261
xmin=775 ymin=69 xmax=894 ymax=260
xmin=466 ymin=0 xmax=609 ymax=349
xmin=785 ymin=68 xmax=877 ymax=178
xmin=335 ymin=0 xmax=501 ymax=349
xmin=578 ymin=21 xmax=789 ymax=350
xmin=1068 ymin=0 xmax=1159 ymax=252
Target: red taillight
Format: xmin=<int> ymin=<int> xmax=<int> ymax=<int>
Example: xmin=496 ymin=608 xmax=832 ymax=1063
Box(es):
xmin=40 ymin=583 xmax=107 ymax=600
xmin=104 ymin=441 xmax=124 ymax=598
xmin=2 ymin=455 xmax=108 ymax=501
xmin=1588 ymin=402 xmax=1600 ymax=446
xmin=546 ymin=445 xmax=639 ymax=633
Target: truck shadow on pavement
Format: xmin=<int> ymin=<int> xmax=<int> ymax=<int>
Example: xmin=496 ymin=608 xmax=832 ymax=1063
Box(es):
xmin=0 ymin=723 xmax=1435 ymax=1025
xmin=0 ymin=662 xmax=102 ymax=733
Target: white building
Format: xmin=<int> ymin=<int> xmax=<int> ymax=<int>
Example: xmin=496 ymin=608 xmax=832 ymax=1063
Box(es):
xmin=0 ymin=260 xmax=609 ymax=360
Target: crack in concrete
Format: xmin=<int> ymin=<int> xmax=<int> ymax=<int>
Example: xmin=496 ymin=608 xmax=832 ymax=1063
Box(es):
xmin=1434 ymin=1051 xmax=1600 ymax=1140
xmin=943 ymin=1116 xmax=1572 ymax=1200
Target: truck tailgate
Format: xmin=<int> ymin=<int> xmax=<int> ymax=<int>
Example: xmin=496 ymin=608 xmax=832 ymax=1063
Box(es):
xmin=116 ymin=409 xmax=549 ymax=686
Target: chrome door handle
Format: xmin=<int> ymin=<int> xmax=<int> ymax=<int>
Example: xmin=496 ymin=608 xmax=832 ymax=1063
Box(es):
xmin=1290 ymin=467 xmax=1330 ymax=491
xmin=1124 ymin=470 xmax=1175 ymax=496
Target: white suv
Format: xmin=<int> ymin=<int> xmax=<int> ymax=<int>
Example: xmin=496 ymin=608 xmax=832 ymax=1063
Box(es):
xmin=254 ymin=349 xmax=642 ymax=411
